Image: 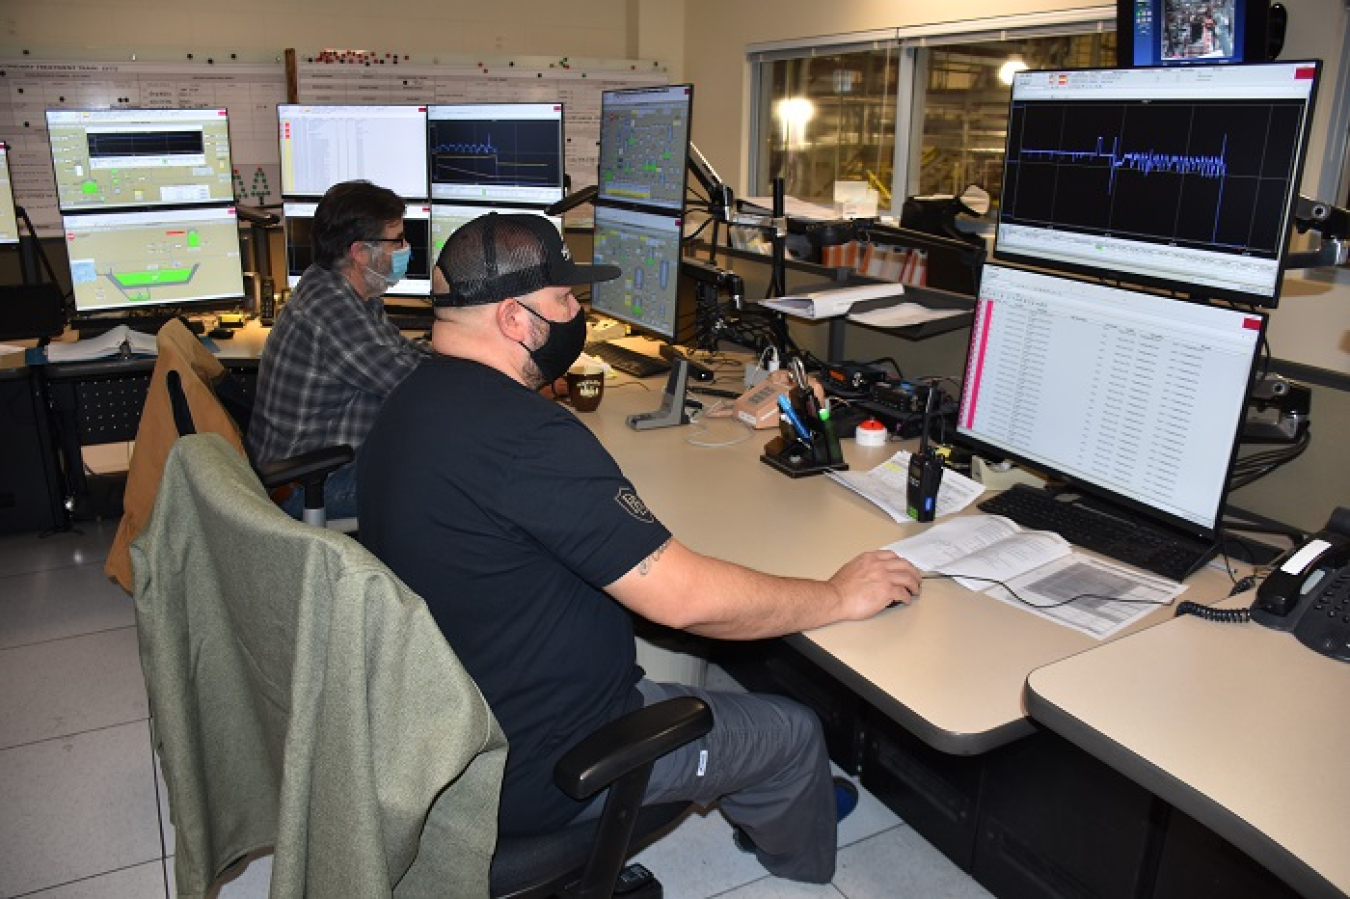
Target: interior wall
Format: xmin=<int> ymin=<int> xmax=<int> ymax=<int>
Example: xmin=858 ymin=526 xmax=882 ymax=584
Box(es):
xmin=3 ymin=0 xmax=639 ymax=62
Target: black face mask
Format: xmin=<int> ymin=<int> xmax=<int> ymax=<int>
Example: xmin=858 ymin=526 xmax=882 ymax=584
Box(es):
xmin=517 ymin=302 xmax=587 ymax=385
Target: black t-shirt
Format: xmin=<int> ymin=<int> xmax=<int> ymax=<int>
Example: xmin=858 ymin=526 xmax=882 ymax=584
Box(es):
xmin=358 ymin=356 xmax=671 ymax=835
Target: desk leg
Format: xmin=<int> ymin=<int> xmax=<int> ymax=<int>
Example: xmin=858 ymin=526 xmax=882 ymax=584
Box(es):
xmin=31 ymin=369 xmax=73 ymax=533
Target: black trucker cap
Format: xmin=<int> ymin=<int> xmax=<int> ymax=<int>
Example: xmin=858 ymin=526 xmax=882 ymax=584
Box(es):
xmin=433 ymin=212 xmax=621 ymax=307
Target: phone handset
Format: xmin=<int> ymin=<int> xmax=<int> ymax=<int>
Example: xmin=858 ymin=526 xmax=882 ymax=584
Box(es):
xmin=1252 ymin=517 xmax=1350 ymax=626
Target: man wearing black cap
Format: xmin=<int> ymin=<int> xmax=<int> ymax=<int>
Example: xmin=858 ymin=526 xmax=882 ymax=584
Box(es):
xmin=358 ymin=212 xmax=921 ymax=884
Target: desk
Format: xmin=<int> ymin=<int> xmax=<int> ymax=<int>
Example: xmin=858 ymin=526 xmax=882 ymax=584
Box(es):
xmin=1027 ymin=595 xmax=1350 ymax=899
xmin=583 ymin=370 xmax=1301 ymax=896
xmin=30 ymin=322 xmax=269 ymax=522
xmin=587 ymin=372 xmax=1239 ymax=755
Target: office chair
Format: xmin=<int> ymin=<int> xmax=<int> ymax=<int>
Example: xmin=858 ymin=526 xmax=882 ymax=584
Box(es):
xmin=106 ymin=318 xmax=352 ymax=591
xmin=132 ymin=433 xmax=712 ymax=899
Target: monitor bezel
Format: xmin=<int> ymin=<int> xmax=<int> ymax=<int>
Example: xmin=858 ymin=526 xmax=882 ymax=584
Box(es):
xmin=427 ymin=102 xmax=566 ymax=205
xmin=992 ymin=60 xmax=1321 ymax=309
xmin=596 ymin=84 xmax=695 ymax=215
xmin=61 ymin=205 xmax=247 ymax=315
xmin=588 ymin=205 xmax=690 ymax=343
xmin=1116 ymin=0 xmax=1271 ymax=68
xmin=954 ymin=263 xmax=1269 ymax=541
xmin=45 ymin=107 xmax=237 ymax=214
xmin=276 ymin=103 xmax=430 ymax=201
xmin=0 ymin=142 xmax=19 ymax=245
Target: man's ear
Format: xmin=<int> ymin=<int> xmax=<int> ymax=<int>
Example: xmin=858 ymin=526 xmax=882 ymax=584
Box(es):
xmin=496 ymin=298 xmax=528 ymax=341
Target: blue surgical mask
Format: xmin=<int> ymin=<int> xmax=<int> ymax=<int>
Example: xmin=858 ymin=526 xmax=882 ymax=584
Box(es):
xmin=364 ymin=243 xmax=411 ymax=291
xmin=386 ymin=246 xmax=412 ymax=285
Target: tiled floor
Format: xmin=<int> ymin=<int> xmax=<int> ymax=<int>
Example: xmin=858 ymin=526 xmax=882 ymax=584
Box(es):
xmin=0 ymin=520 xmax=993 ymax=899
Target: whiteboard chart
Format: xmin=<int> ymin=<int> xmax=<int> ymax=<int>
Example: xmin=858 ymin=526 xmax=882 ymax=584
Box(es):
xmin=0 ymin=60 xmax=287 ymax=234
xmin=1 ymin=55 xmax=667 ymax=235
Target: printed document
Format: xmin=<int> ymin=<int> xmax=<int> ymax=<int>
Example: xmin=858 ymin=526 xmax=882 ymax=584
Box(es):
xmin=885 ymin=515 xmax=1186 ymax=639
xmin=45 ymin=325 xmax=157 ymax=362
xmin=847 ymin=303 xmax=966 ymax=329
xmin=826 ymin=449 xmax=985 ymax=522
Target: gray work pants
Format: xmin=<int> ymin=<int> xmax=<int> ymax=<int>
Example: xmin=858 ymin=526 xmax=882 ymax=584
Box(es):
xmin=579 ymin=678 xmax=837 ymax=883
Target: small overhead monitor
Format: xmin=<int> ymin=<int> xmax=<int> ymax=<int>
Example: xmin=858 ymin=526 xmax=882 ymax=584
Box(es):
xmin=994 ymin=61 xmax=1320 ymax=307
xmin=428 ymin=103 xmax=565 ymax=205
xmin=1118 ymin=0 xmax=1270 ymax=67
xmin=0 ymin=143 xmax=19 ymax=244
xmin=277 ymin=104 xmax=429 ymax=201
xmin=283 ymin=201 xmax=432 ymax=297
xmin=597 ymin=84 xmax=694 ymax=213
xmin=430 ymin=203 xmax=562 ymax=264
xmin=588 ymin=205 xmax=688 ymax=341
xmin=956 ymin=264 xmax=1266 ymax=541
xmin=62 ymin=205 xmax=245 ymax=314
xmin=45 ymin=108 xmax=236 ymax=212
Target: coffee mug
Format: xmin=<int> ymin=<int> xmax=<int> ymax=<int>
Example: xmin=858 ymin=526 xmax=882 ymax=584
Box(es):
xmin=566 ymin=365 xmax=605 ymax=412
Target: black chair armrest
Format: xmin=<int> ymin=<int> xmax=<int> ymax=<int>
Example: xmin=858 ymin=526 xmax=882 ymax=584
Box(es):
xmin=554 ymin=697 xmax=712 ymax=801
xmin=255 ymin=445 xmax=354 ymax=491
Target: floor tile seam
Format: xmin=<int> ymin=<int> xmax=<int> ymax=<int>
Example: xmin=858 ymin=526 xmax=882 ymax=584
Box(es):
xmin=6 ymin=858 xmax=167 ymax=899
xmin=0 ymin=714 xmax=152 ymax=753
xmin=0 ymin=622 xmax=138 ymax=653
xmin=837 ymin=820 xmax=906 ymax=849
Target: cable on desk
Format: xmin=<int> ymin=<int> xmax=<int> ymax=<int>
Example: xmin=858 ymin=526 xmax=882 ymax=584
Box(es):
xmin=920 ymin=573 xmax=1174 ymax=612
xmin=1174 ymin=601 xmax=1251 ymax=623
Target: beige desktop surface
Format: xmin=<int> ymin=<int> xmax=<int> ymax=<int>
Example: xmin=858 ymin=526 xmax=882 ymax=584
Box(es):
xmin=585 ymin=372 xmax=1240 ymax=753
xmin=1027 ymin=595 xmax=1350 ymax=898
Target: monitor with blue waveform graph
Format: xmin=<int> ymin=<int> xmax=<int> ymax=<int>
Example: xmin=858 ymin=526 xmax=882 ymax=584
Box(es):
xmin=428 ymin=103 xmax=564 ymax=206
xmin=994 ymin=61 xmax=1320 ymax=307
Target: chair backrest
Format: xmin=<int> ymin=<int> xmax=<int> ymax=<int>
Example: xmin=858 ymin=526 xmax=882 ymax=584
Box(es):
xmin=131 ymin=433 xmax=507 ymax=898
xmin=105 ymin=318 xmax=246 ymax=591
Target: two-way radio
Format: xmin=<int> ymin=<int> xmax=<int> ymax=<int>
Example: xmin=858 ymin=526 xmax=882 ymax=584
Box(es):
xmin=906 ymin=382 xmax=944 ymax=522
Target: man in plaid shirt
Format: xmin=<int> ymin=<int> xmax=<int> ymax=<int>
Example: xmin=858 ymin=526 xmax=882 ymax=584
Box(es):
xmin=248 ymin=180 xmax=431 ymax=520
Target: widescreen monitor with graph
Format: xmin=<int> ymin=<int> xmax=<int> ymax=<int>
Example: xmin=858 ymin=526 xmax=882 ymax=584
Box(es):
xmin=46 ymin=108 xmax=236 ymax=212
xmin=428 ymin=103 xmax=564 ymax=205
xmin=994 ymin=61 xmax=1319 ymax=307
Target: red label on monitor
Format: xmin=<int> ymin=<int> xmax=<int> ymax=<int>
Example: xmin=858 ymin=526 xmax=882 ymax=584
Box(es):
xmin=1296 ymin=67 xmax=1317 ymax=80
xmin=1242 ymin=317 xmax=1262 ymax=330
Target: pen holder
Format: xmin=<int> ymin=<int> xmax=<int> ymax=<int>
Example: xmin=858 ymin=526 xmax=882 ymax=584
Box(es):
xmin=759 ymin=396 xmax=848 ymax=478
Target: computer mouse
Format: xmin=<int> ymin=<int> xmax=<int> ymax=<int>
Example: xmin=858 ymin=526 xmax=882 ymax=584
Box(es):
xmin=207 ymin=328 xmax=234 ymax=340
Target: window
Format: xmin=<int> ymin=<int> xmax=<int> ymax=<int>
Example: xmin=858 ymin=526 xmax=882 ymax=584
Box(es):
xmin=750 ymin=18 xmax=1116 ymax=218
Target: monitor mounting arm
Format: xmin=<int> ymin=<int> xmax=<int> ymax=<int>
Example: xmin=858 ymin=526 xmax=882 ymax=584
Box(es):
xmin=1287 ymin=194 xmax=1350 ymax=269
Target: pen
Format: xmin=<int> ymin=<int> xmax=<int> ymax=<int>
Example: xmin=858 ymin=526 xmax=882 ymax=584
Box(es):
xmin=777 ymin=394 xmax=813 ymax=441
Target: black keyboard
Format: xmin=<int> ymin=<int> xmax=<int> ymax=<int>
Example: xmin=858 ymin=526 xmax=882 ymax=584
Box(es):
xmin=584 ymin=341 xmax=670 ymax=378
xmin=978 ymin=484 xmax=1217 ymax=582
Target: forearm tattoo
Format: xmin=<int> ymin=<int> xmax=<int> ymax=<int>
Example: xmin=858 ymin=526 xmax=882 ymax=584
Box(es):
xmin=638 ymin=539 xmax=672 ymax=576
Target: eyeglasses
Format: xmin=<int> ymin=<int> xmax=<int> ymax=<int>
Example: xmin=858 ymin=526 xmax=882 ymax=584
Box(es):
xmin=366 ymin=235 xmax=409 ymax=247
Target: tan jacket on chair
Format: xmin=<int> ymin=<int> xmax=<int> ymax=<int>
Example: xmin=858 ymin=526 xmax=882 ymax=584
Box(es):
xmin=106 ymin=318 xmax=245 ymax=591
xmin=131 ymin=433 xmax=507 ymax=899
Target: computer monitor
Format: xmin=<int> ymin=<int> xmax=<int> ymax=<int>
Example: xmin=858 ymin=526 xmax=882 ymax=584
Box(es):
xmin=277 ymin=104 xmax=429 ymax=201
xmin=62 ymin=206 xmax=246 ymax=314
xmin=45 ymin=108 xmax=236 ymax=212
xmin=994 ymin=61 xmax=1319 ymax=308
xmin=430 ymin=204 xmax=562 ymax=264
xmin=1118 ymin=0 xmax=1271 ymax=67
xmin=589 ymin=205 xmax=688 ymax=341
xmin=596 ymin=84 xmax=693 ymax=213
xmin=956 ymin=264 xmax=1266 ymax=540
xmin=0 ymin=143 xmax=19 ymax=245
xmin=428 ymin=103 xmax=564 ymax=205
xmin=283 ymin=201 xmax=432 ymax=297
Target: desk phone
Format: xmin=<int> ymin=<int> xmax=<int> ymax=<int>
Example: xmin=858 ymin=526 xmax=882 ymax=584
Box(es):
xmin=1251 ymin=507 xmax=1350 ymax=662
